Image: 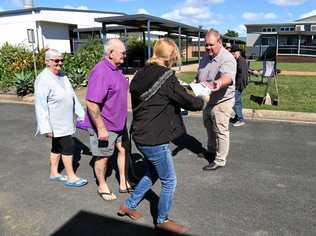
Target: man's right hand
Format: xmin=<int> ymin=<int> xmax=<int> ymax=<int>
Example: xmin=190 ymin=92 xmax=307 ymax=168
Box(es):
xmin=46 ymin=132 xmax=53 ymax=138
xmin=98 ymin=129 xmax=109 ymax=140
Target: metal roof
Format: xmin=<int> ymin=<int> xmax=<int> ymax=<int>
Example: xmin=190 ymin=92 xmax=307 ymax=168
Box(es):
xmin=73 ymin=26 xmax=140 ymax=33
xmin=95 ymin=14 xmax=207 ymax=37
xmin=245 ymin=21 xmax=316 ymax=27
xmin=0 ymin=7 xmax=126 ymax=17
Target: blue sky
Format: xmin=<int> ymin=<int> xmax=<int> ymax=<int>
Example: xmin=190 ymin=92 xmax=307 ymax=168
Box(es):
xmin=1 ymin=0 xmax=316 ymax=36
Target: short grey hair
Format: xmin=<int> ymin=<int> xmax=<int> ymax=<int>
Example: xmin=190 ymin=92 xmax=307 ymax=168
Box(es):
xmin=103 ymin=38 xmax=125 ymax=56
xmin=206 ymin=29 xmax=222 ymax=43
xmin=45 ymin=49 xmax=62 ymax=62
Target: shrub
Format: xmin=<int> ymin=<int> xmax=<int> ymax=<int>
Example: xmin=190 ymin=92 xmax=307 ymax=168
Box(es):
xmin=15 ymin=71 xmax=34 ymax=96
xmin=0 ymin=43 xmax=45 ymax=92
xmin=63 ymin=40 xmax=104 ymax=88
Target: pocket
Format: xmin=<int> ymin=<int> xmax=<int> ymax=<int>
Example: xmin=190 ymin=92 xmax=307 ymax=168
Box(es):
xmin=88 ymin=128 xmax=95 ymax=137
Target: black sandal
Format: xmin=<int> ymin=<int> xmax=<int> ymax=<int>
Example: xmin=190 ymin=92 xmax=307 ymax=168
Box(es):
xmin=119 ymin=187 xmax=134 ymax=193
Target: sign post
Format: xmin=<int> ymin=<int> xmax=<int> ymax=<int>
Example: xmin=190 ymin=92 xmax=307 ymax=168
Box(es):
xmin=27 ymin=28 xmax=37 ymax=77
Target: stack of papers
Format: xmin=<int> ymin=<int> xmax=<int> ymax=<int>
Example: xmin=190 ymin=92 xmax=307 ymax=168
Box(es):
xmin=189 ymin=83 xmax=211 ymax=96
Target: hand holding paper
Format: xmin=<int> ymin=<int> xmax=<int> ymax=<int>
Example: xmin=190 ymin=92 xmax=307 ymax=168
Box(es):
xmin=201 ymin=80 xmax=221 ymax=92
xmin=189 ymin=83 xmax=212 ymax=96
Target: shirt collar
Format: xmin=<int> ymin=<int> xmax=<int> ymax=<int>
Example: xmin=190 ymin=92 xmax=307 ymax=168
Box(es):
xmin=211 ymin=46 xmax=224 ymax=62
xmin=103 ymin=58 xmax=120 ymax=71
xmin=46 ymin=67 xmax=63 ymax=79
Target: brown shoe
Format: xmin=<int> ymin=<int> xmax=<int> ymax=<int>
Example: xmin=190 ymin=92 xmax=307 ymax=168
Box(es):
xmin=156 ymin=220 xmax=189 ymax=235
xmin=117 ymin=204 xmax=142 ymax=220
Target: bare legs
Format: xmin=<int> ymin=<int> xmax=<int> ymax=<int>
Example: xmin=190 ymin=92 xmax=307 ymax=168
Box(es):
xmin=94 ymin=141 xmax=131 ymax=200
xmin=116 ymin=142 xmax=131 ymax=191
xmin=49 ymin=152 xmax=81 ymax=181
xmin=49 ymin=152 xmax=61 ymax=177
xmin=95 ymin=156 xmax=117 ymax=200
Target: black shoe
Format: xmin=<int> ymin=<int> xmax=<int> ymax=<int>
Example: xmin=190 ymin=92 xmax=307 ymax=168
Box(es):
xmin=230 ymin=116 xmax=238 ymax=124
xmin=202 ymin=162 xmax=223 ymax=171
xmin=197 ymin=151 xmax=215 ymax=160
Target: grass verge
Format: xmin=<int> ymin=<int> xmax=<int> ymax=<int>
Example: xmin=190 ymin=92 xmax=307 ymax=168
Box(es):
xmin=177 ymin=72 xmax=316 ymax=113
xmin=249 ymin=61 xmax=316 ymax=72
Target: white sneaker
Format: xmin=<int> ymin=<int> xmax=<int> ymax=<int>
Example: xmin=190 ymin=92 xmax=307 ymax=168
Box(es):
xmin=233 ymin=121 xmax=245 ymax=127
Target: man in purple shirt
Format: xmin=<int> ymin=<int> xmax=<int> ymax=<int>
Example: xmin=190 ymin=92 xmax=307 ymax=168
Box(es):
xmin=83 ymin=38 xmax=132 ymax=201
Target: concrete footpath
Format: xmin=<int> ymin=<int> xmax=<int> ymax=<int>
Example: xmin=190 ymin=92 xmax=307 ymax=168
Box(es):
xmin=1 ymin=86 xmax=315 ymax=124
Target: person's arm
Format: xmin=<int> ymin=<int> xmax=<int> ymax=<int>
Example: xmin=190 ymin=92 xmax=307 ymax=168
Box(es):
xmin=202 ymin=74 xmax=233 ymax=91
xmin=86 ymin=101 xmax=108 ymax=140
xmin=34 ymin=78 xmax=53 ymax=137
xmin=166 ymin=75 xmax=204 ymax=111
xmin=202 ymin=58 xmax=236 ymax=91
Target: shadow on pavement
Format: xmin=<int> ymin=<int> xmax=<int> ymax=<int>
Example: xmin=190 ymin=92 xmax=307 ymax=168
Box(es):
xmin=51 ymin=210 xmax=191 ymax=236
xmin=58 ymin=137 xmax=91 ymax=173
xmin=172 ymin=134 xmax=207 ymax=157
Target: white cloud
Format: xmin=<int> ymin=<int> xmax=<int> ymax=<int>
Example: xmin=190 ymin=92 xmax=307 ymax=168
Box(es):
xmin=233 ymin=24 xmax=247 ymax=37
xmin=137 ymin=8 xmax=149 ymax=14
xmin=269 ymin=0 xmax=305 ymax=6
xmin=186 ymin=0 xmax=224 ymax=4
xmin=299 ymin=9 xmax=316 ymax=19
xmin=287 ymin=12 xmax=294 ymax=17
xmin=161 ymin=0 xmax=225 ymax=27
xmin=264 ymin=12 xmax=277 ymax=19
xmin=63 ymin=5 xmax=89 ymax=10
xmin=242 ymin=11 xmax=277 ymax=21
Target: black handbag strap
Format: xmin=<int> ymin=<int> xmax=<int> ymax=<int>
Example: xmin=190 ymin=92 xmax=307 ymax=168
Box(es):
xmin=132 ymin=69 xmax=174 ymax=113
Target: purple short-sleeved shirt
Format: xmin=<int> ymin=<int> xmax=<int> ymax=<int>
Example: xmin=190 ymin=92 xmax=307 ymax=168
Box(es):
xmin=83 ymin=58 xmax=128 ymax=132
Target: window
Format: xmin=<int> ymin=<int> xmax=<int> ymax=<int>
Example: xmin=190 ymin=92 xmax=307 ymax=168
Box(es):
xmin=261 ymin=37 xmax=276 ymax=46
xmin=279 ymin=36 xmax=298 ymax=45
xmin=262 ymin=27 xmax=276 ymax=32
xmin=280 ymin=27 xmax=295 ymax=32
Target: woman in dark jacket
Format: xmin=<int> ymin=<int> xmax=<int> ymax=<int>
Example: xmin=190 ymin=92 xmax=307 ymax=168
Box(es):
xmin=118 ymin=38 xmax=203 ymax=234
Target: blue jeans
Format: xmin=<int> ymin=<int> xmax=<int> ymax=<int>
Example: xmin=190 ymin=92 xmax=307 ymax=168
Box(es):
xmin=233 ymin=90 xmax=244 ymax=121
xmin=124 ymin=143 xmax=177 ymax=224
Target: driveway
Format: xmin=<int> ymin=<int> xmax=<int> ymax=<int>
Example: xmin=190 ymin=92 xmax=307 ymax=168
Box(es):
xmin=0 ymin=103 xmax=315 ymax=236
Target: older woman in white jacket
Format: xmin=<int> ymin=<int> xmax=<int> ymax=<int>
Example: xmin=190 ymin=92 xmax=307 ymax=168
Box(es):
xmin=34 ymin=49 xmax=87 ymax=187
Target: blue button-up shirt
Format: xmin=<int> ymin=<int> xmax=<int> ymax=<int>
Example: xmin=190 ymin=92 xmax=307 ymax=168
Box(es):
xmin=34 ymin=68 xmax=84 ymax=137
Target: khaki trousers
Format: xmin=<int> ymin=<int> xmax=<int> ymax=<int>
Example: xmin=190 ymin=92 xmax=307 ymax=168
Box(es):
xmin=203 ymin=98 xmax=235 ymax=166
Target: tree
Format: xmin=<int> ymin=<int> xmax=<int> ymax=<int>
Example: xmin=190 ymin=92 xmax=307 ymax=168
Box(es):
xmin=224 ymin=30 xmax=239 ymax=38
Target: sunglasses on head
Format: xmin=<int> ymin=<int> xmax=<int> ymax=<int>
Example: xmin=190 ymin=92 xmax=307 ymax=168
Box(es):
xmin=50 ymin=59 xmax=64 ymax=63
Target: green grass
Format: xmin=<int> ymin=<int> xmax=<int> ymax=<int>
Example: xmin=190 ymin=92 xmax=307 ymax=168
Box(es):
xmin=249 ymin=61 xmax=316 ymax=72
xmin=177 ymin=72 xmax=316 ymax=113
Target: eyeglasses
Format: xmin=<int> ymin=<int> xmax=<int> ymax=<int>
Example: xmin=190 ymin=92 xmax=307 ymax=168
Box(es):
xmin=50 ymin=59 xmax=64 ymax=63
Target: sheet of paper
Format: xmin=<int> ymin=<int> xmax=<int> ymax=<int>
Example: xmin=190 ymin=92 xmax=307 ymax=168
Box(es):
xmin=189 ymin=83 xmax=211 ymax=96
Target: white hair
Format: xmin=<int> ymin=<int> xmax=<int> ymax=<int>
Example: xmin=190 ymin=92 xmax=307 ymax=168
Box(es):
xmin=103 ymin=38 xmax=125 ymax=57
xmin=45 ymin=49 xmax=62 ymax=62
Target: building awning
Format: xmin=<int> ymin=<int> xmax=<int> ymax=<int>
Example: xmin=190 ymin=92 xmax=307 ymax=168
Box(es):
xmin=95 ymin=14 xmax=207 ymax=37
xmin=73 ymin=26 xmax=141 ymax=33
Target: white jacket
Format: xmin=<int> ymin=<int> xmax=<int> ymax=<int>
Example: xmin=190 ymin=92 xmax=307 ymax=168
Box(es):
xmin=34 ymin=68 xmax=85 ymax=137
